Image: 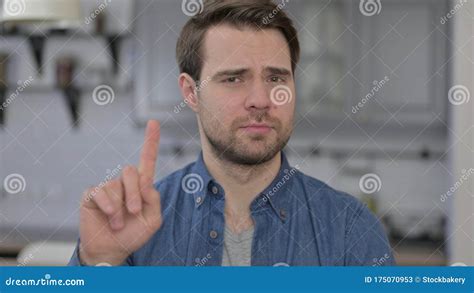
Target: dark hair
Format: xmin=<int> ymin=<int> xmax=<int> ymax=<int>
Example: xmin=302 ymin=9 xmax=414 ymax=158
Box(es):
xmin=176 ymin=0 xmax=300 ymax=81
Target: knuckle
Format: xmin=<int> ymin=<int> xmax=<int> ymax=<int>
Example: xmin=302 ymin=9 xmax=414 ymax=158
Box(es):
xmin=109 ymin=179 xmax=122 ymax=189
xmin=83 ymin=186 xmax=99 ymax=203
xmin=140 ymin=174 xmax=154 ymax=187
xmin=122 ymin=165 xmax=136 ymax=177
xmin=106 ymin=180 xmax=123 ymax=200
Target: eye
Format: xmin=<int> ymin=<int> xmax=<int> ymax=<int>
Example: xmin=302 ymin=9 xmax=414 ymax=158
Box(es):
xmin=269 ymin=76 xmax=286 ymax=83
xmin=223 ymin=76 xmax=241 ymax=83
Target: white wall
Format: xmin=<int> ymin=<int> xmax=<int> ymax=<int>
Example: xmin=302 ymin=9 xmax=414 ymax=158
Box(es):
xmin=450 ymin=0 xmax=474 ymax=265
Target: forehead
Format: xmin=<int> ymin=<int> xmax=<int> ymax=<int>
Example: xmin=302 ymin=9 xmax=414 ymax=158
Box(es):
xmin=201 ymin=24 xmax=292 ymax=73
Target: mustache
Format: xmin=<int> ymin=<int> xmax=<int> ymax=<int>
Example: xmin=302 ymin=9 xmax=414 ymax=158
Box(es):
xmin=232 ymin=112 xmax=282 ymax=129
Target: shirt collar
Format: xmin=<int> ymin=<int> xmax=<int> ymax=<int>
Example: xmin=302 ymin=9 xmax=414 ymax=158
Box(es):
xmin=189 ymin=151 xmax=296 ymax=223
xmin=187 ymin=152 xmax=215 ymax=205
xmin=250 ymin=152 xmax=295 ymax=223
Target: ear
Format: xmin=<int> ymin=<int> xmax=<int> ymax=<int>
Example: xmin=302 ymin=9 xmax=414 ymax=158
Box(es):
xmin=178 ymin=73 xmax=199 ymax=112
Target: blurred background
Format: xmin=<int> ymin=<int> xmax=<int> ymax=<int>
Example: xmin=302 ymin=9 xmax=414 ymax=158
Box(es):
xmin=0 ymin=0 xmax=472 ymax=266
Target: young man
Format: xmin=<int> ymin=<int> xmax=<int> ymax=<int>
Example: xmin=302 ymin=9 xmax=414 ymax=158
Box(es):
xmin=69 ymin=1 xmax=395 ymax=266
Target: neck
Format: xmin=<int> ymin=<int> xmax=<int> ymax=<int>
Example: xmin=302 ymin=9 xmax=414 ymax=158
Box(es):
xmin=202 ymin=145 xmax=281 ymax=220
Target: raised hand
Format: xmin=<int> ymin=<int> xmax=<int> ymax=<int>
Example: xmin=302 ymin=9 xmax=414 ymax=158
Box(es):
xmin=78 ymin=120 xmax=163 ymax=266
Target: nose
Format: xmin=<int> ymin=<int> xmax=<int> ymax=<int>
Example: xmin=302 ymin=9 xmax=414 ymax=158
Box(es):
xmin=244 ymin=80 xmax=272 ymax=111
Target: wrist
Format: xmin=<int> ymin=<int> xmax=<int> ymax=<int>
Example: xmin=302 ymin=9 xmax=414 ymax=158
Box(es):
xmin=78 ymin=244 xmax=127 ymax=266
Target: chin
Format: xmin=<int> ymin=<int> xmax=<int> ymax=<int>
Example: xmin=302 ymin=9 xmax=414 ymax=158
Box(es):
xmin=229 ymin=146 xmax=280 ymax=165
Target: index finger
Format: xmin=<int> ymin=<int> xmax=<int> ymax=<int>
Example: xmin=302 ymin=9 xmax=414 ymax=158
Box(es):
xmin=138 ymin=120 xmax=160 ymax=180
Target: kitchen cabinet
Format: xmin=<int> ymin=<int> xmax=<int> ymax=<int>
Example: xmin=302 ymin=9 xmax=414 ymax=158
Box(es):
xmin=349 ymin=0 xmax=450 ymax=126
xmin=132 ymin=0 xmax=450 ymax=131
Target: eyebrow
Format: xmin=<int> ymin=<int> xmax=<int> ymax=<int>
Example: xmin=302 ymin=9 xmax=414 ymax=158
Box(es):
xmin=211 ymin=66 xmax=292 ymax=80
xmin=264 ymin=66 xmax=292 ymax=77
xmin=212 ymin=68 xmax=249 ymax=80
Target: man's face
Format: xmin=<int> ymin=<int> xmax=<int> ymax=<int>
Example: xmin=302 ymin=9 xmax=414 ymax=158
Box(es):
xmin=196 ymin=24 xmax=295 ymax=165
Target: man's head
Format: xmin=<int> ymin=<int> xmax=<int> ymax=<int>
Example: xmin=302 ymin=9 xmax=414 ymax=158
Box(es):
xmin=176 ymin=0 xmax=300 ymax=165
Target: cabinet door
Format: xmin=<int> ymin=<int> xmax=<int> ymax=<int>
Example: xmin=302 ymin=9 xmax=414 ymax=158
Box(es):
xmin=133 ymin=0 xmax=190 ymax=123
xmin=351 ymin=0 xmax=449 ymax=125
xmin=286 ymin=0 xmax=351 ymax=119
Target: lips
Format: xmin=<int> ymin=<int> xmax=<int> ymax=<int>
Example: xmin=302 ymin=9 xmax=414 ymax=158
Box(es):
xmin=240 ymin=123 xmax=273 ymax=134
xmin=243 ymin=123 xmax=270 ymax=128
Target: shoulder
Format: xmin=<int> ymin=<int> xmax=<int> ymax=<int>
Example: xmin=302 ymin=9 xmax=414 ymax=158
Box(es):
xmin=295 ymin=170 xmax=366 ymax=216
xmin=292 ymin=169 xmax=379 ymax=234
xmin=293 ymin=170 xmax=393 ymax=265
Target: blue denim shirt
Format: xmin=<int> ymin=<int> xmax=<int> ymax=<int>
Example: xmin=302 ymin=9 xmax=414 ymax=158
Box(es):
xmin=69 ymin=152 xmax=395 ymax=266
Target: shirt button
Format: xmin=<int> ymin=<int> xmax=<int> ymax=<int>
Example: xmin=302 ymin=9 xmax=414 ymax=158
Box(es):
xmin=279 ymin=209 xmax=287 ymax=219
xmin=196 ymin=196 xmax=202 ymax=204
xmin=209 ymin=230 xmax=218 ymax=239
xmin=211 ymin=186 xmax=219 ymax=195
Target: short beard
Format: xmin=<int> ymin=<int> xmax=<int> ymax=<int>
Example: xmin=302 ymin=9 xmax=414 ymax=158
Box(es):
xmin=201 ymin=112 xmax=292 ymax=166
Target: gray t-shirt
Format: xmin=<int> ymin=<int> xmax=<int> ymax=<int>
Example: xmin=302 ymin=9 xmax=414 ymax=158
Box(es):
xmin=221 ymin=225 xmax=254 ymax=266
